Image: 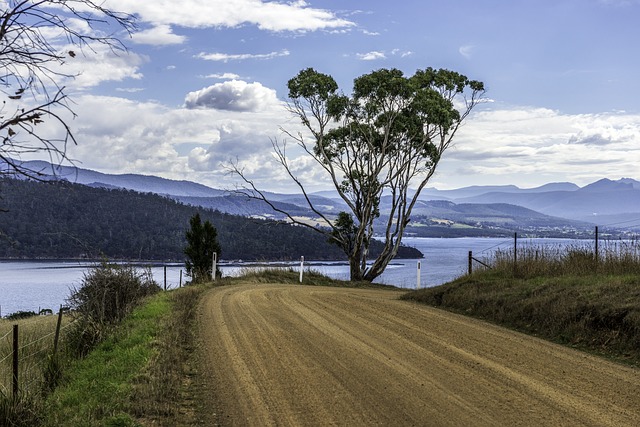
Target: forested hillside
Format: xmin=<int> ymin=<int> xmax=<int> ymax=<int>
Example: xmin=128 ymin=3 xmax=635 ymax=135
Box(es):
xmin=0 ymin=179 xmax=422 ymax=261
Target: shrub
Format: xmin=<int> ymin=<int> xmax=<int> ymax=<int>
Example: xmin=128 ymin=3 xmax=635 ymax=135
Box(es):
xmin=5 ymin=310 xmax=38 ymax=320
xmin=65 ymin=263 xmax=161 ymax=357
xmin=184 ymin=213 xmax=221 ymax=283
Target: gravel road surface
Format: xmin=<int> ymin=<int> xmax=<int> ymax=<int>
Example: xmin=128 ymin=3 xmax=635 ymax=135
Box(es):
xmin=197 ymin=283 xmax=640 ymax=426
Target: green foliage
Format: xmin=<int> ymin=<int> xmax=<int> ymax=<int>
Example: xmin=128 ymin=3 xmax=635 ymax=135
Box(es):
xmin=184 ymin=213 xmax=221 ymax=283
xmin=44 ymin=294 xmax=171 ymax=426
xmin=4 ymin=310 xmax=38 ymax=320
xmin=329 ymin=211 xmax=357 ymax=253
xmin=65 ymin=262 xmax=161 ymax=357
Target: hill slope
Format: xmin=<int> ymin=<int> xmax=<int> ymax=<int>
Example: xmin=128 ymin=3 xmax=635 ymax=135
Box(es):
xmin=0 ymin=179 xmax=421 ymax=261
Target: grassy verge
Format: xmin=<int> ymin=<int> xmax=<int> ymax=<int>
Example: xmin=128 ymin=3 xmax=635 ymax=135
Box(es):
xmin=42 ymin=293 xmax=170 ymax=426
xmin=402 ymin=269 xmax=640 ymax=367
xmin=237 ymin=267 xmax=399 ymax=289
xmin=42 ymin=284 xmax=206 ymax=426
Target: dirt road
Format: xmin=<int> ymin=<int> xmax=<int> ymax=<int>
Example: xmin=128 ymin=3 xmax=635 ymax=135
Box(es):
xmin=197 ymin=283 xmax=640 ymax=426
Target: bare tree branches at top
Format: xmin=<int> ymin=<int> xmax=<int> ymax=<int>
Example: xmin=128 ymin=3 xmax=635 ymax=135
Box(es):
xmin=0 ymin=0 xmax=136 ymax=180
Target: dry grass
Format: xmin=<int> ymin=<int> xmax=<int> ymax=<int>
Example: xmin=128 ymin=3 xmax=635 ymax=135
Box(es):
xmin=0 ymin=313 xmax=71 ymax=426
xmin=403 ymin=242 xmax=640 ymax=367
xmin=237 ymin=267 xmax=397 ymax=289
xmin=130 ymin=285 xmax=206 ymax=425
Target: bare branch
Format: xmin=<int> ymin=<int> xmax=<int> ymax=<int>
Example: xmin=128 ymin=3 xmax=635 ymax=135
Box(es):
xmin=0 ymin=0 xmax=136 ymax=180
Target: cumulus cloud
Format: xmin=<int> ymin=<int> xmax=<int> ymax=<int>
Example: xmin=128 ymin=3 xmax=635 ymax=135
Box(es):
xmin=105 ymin=0 xmax=354 ymax=32
xmin=184 ymin=80 xmax=280 ymax=112
xmin=196 ymin=49 xmax=290 ymax=62
xmin=430 ymin=106 xmax=640 ymax=189
xmin=31 ymin=87 xmax=640 ymax=193
xmin=132 ymin=24 xmax=187 ymax=45
xmin=58 ymin=94 xmax=293 ymax=186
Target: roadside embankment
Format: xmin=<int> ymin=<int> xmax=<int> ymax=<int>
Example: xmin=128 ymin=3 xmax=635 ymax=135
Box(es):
xmin=402 ymin=272 xmax=640 ymax=367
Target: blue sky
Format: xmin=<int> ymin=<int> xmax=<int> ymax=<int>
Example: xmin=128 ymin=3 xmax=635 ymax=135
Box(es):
xmin=26 ymin=0 xmax=640 ymax=191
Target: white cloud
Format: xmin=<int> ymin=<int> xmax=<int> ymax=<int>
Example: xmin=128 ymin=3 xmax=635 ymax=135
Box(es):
xmin=116 ymin=87 xmax=145 ymax=93
xmin=29 ymin=90 xmax=640 ymax=193
xmin=58 ymin=94 xmax=293 ymax=186
xmin=205 ymin=73 xmax=241 ymax=80
xmin=131 ymin=25 xmax=187 ymax=45
xmin=56 ymin=42 xmax=146 ymax=89
xmin=196 ymin=49 xmax=290 ymax=62
xmin=357 ymin=51 xmax=386 ymax=61
xmin=184 ymin=80 xmax=280 ymax=112
xmin=356 ymin=49 xmax=412 ymax=61
xmin=104 ymin=0 xmax=354 ymax=32
xmin=431 ymin=106 xmax=640 ymax=189
xmin=459 ymin=45 xmax=475 ymax=59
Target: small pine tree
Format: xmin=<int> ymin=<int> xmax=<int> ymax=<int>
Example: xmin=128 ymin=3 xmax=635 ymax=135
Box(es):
xmin=184 ymin=213 xmax=221 ymax=283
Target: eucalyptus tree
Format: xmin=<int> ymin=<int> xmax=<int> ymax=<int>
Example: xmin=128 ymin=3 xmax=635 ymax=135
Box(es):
xmin=0 ymin=0 xmax=135 ymax=179
xmin=237 ymin=67 xmax=485 ymax=281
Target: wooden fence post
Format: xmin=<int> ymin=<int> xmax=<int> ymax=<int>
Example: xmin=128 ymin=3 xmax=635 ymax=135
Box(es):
xmin=513 ymin=232 xmax=518 ymax=275
xmin=53 ymin=305 xmax=64 ymax=356
xmin=212 ymin=252 xmax=217 ymax=281
xmin=468 ymin=251 xmax=473 ymax=275
xmin=164 ymin=265 xmax=167 ymax=291
xmin=595 ymin=226 xmax=599 ymax=267
xmin=12 ymin=324 xmax=18 ymax=398
xmin=179 ymin=269 xmax=183 ymax=288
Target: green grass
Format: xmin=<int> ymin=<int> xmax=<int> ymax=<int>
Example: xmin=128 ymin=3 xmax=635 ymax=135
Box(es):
xmin=40 ymin=283 xmax=208 ymax=427
xmin=42 ymin=294 xmax=170 ymax=426
xmin=403 ymin=244 xmax=640 ymax=367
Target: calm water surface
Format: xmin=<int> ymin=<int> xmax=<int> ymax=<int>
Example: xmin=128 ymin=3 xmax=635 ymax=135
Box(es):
xmin=0 ymin=237 xmax=591 ymax=316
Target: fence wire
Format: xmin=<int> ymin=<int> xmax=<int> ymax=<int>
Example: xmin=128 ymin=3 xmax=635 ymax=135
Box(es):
xmin=0 ymin=313 xmax=71 ymax=398
xmin=0 ymin=329 xmax=12 ymax=342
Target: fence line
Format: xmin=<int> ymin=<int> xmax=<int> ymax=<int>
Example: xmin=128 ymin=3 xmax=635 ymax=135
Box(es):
xmin=466 ymin=227 xmax=640 ymax=277
xmin=480 ymin=238 xmax=513 ymax=254
xmin=0 ymin=309 xmax=67 ymax=399
xmin=18 ymin=328 xmax=57 ymax=351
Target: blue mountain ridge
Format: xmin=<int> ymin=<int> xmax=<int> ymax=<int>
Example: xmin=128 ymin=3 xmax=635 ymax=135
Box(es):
xmin=4 ymin=159 xmax=640 ymax=228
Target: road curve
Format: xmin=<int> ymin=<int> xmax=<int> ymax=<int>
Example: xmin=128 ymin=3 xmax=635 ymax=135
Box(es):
xmin=197 ymin=283 xmax=640 ymax=426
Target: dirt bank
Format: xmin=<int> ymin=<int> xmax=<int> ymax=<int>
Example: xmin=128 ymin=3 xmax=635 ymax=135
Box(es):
xmin=197 ymin=283 xmax=640 ymax=426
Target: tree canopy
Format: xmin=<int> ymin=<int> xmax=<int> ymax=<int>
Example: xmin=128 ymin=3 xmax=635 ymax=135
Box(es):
xmin=237 ymin=67 xmax=484 ymax=281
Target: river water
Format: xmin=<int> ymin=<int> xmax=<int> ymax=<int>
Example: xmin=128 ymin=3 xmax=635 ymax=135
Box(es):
xmin=0 ymin=237 xmax=591 ymax=316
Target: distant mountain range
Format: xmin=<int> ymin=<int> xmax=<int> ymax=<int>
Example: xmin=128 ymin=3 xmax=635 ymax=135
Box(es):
xmin=4 ymin=159 xmax=640 ymax=236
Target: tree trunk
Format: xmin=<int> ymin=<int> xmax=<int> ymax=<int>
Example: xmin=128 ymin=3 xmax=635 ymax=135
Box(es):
xmin=349 ymin=248 xmax=364 ymax=281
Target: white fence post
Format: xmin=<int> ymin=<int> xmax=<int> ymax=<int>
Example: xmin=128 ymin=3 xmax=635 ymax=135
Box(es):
xmin=212 ymin=252 xmax=217 ymax=281
xmin=416 ymin=261 xmax=421 ymax=289
xmin=299 ymin=256 xmax=304 ymax=283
